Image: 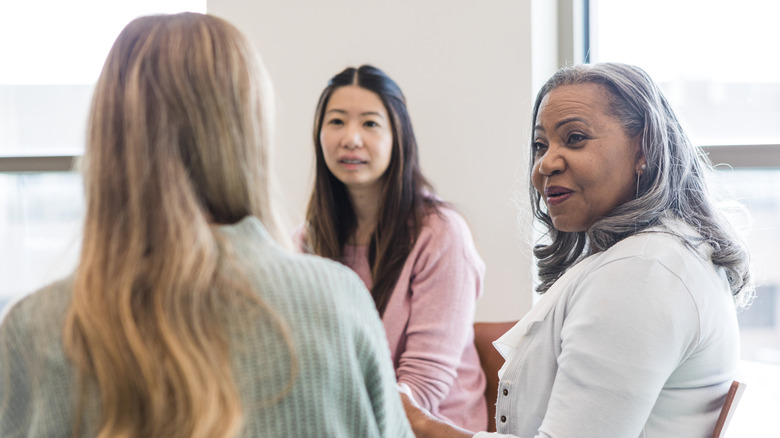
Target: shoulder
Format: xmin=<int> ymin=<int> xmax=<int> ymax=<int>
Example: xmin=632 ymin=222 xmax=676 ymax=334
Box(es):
xmin=409 ymin=204 xmax=485 ymax=278
xmin=218 ymin=218 xmax=379 ymax=318
xmin=418 ymin=204 xmax=476 ymax=246
xmin=237 ymin=235 xmax=379 ymax=321
xmin=415 ymin=205 xmax=482 ymax=260
xmin=222 ymin=223 xmax=388 ymax=358
xmin=253 ymin=243 xmax=370 ymax=305
xmin=260 ymin=251 xmax=390 ymax=357
xmin=422 ymin=204 xmax=470 ymax=230
xmin=282 ymin=250 xmax=365 ymax=293
xmin=2 ymin=276 xmax=73 ymax=323
xmin=567 ymin=224 xmax=728 ymax=328
xmin=596 ymin=223 xmax=715 ymax=284
xmin=0 ymin=276 xmax=73 ymax=351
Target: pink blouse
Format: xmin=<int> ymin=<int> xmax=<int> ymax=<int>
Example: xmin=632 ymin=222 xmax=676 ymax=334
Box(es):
xmin=341 ymin=207 xmax=487 ymax=431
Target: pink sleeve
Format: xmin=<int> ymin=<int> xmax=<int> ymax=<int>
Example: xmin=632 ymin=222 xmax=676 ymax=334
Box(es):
xmin=396 ymin=209 xmax=485 ymax=412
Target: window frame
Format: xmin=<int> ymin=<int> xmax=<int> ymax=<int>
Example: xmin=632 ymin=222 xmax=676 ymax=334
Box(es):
xmin=0 ymin=154 xmax=77 ymax=172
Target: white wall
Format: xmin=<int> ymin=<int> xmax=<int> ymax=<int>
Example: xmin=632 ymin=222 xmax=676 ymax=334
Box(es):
xmin=207 ymin=0 xmax=557 ymax=321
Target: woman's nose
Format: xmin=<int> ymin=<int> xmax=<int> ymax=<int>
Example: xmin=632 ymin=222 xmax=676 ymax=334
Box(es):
xmin=537 ymin=146 xmax=565 ymax=176
xmin=341 ymin=124 xmax=363 ymax=149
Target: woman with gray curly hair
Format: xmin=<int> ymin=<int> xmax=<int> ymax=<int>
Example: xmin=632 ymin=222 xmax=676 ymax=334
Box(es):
xmin=402 ymin=62 xmax=753 ymax=438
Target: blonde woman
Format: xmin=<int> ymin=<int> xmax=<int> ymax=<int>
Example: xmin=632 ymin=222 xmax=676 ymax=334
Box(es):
xmin=0 ymin=13 xmax=412 ymax=438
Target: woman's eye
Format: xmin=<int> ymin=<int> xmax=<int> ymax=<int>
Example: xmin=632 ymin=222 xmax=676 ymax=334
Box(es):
xmin=567 ymin=133 xmax=587 ymax=144
xmin=532 ymin=141 xmax=547 ymax=155
xmin=364 ymin=120 xmax=379 ymax=128
xmin=327 ymin=118 xmax=344 ymax=126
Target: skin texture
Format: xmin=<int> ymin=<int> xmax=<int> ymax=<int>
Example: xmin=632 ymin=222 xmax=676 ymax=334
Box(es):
xmin=319 ymin=85 xmax=396 ymax=245
xmin=320 ymin=85 xmax=394 ymax=201
xmin=531 ymin=83 xmax=645 ymax=232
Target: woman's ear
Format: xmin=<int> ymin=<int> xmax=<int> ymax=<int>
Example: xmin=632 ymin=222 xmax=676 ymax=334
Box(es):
xmin=634 ymin=138 xmax=647 ymax=175
xmin=636 ymin=156 xmax=647 ymax=175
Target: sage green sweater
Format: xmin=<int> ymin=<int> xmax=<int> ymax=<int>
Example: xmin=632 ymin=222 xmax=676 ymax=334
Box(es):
xmin=0 ymin=216 xmax=413 ymax=437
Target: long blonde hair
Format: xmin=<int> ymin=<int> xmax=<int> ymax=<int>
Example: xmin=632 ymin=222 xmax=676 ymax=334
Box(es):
xmin=64 ymin=13 xmax=284 ymax=437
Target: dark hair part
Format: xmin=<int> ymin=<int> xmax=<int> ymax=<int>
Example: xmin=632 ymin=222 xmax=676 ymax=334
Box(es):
xmin=530 ymin=62 xmax=753 ymax=308
xmin=304 ymin=65 xmax=439 ymax=315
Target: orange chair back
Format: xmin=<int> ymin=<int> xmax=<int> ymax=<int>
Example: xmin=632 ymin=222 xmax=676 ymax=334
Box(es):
xmin=473 ymin=321 xmax=518 ymax=432
xmin=711 ymin=380 xmax=745 ymax=438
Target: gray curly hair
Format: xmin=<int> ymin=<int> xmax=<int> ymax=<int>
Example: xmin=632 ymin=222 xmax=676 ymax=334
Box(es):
xmin=530 ymin=62 xmax=753 ymax=309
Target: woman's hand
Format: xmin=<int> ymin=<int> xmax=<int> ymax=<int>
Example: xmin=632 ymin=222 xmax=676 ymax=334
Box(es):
xmin=399 ymin=385 xmax=431 ymax=434
xmin=399 ymin=384 xmax=474 ymax=438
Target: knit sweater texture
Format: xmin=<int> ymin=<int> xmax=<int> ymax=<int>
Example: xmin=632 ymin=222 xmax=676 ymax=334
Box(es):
xmin=0 ymin=216 xmax=414 ymax=437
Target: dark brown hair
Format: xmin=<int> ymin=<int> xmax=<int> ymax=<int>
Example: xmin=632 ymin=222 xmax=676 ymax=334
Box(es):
xmin=304 ymin=65 xmax=439 ymax=315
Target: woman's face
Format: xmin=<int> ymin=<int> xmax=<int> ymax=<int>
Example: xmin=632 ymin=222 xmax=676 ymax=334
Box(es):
xmin=320 ymin=85 xmax=393 ymax=196
xmin=531 ymin=83 xmax=644 ymax=232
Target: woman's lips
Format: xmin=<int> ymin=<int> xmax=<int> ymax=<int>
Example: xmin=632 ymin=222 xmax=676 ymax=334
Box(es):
xmin=544 ymin=186 xmax=574 ymax=206
xmin=338 ymin=156 xmax=367 ymax=170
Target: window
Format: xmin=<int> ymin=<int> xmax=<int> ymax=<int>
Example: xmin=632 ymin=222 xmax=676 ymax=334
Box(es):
xmin=0 ymin=0 xmax=206 ymax=309
xmin=0 ymin=173 xmax=83 ymax=310
xmin=591 ymin=0 xmax=780 ymax=146
xmin=593 ymin=0 xmax=780 ymax=434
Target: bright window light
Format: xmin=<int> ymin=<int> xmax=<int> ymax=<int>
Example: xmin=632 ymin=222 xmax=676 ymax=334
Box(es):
xmin=0 ymin=0 xmax=207 ymax=85
xmin=594 ymin=0 xmax=780 ymax=146
xmin=0 ymin=1 xmax=206 ymax=155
